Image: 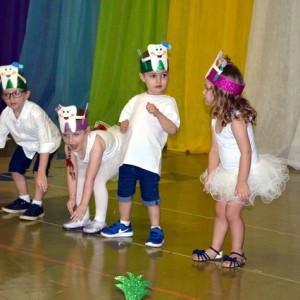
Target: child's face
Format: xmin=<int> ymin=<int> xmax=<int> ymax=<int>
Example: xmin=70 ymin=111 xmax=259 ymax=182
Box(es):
xmin=62 ymin=130 xmax=87 ymax=152
xmin=1 ymin=88 xmax=30 ymax=113
xmin=139 ymin=70 xmax=169 ymax=95
xmin=203 ymin=80 xmax=215 ymax=106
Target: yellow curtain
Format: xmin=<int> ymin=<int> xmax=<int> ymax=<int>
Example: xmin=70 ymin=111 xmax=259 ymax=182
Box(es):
xmin=166 ymin=0 xmax=254 ymax=152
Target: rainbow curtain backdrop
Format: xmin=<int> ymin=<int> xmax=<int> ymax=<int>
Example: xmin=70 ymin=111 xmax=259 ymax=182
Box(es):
xmin=0 ymin=0 xmax=253 ymax=153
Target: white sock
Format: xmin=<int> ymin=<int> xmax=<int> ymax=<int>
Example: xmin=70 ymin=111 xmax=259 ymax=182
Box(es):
xmin=32 ymin=200 xmax=42 ymax=207
xmin=19 ymin=195 xmax=30 ymax=202
xmin=120 ymin=220 xmax=130 ymax=226
xmin=151 ymin=226 xmax=161 ymax=230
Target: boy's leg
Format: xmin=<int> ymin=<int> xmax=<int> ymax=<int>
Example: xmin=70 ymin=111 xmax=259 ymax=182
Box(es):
xmin=2 ymin=146 xmax=31 ymax=214
xmin=101 ymin=164 xmax=135 ymax=237
xmin=19 ymin=152 xmax=56 ymax=221
xmin=140 ymin=170 xmax=164 ymax=248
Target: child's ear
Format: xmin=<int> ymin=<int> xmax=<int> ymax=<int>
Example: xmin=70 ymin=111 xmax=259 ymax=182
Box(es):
xmin=24 ymin=90 xmax=31 ymax=98
xmin=139 ymin=73 xmax=146 ymax=82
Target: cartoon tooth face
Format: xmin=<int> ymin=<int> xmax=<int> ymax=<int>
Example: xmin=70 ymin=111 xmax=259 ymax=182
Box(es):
xmin=147 ymin=43 xmax=168 ymax=71
xmin=56 ymin=105 xmax=77 ymax=133
xmin=0 ymin=65 xmax=19 ymax=90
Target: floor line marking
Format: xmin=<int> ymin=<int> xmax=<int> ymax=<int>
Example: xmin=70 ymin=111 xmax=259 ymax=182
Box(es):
xmin=0 ymin=244 xmax=200 ymax=300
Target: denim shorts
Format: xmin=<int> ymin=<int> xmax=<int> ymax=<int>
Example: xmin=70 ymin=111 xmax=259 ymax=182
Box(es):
xmin=9 ymin=145 xmax=56 ymax=176
xmin=117 ymin=164 xmax=160 ymax=206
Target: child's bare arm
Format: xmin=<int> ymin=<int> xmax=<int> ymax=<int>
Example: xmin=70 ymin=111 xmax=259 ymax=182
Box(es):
xmin=146 ymin=102 xmax=178 ymax=135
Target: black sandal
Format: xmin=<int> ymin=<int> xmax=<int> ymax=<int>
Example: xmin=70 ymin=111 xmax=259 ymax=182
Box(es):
xmin=192 ymin=246 xmax=223 ymax=262
xmin=222 ymin=251 xmax=247 ymax=268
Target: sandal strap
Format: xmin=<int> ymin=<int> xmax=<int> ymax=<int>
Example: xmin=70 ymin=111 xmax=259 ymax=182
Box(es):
xmin=192 ymin=249 xmax=211 ymax=261
xmin=230 ymin=251 xmax=247 ymax=261
xmin=223 ymin=255 xmax=241 ymax=267
xmin=210 ymin=246 xmax=221 ymax=256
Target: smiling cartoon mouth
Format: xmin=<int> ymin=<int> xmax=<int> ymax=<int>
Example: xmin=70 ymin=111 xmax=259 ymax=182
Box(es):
xmin=64 ymin=117 xmax=69 ymax=120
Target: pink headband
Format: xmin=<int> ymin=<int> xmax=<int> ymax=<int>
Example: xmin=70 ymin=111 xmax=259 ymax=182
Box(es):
xmin=205 ymin=50 xmax=245 ymax=96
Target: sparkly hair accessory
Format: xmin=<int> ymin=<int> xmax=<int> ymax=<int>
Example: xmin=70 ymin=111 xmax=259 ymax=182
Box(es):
xmin=0 ymin=62 xmax=28 ymax=90
xmin=55 ymin=103 xmax=89 ymax=133
xmin=138 ymin=41 xmax=172 ymax=73
xmin=205 ymin=50 xmax=245 ymax=96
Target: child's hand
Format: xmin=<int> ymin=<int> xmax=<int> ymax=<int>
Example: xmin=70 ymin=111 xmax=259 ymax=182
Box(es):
xmin=70 ymin=204 xmax=87 ymax=222
xmin=146 ymin=102 xmax=159 ymax=117
xmin=120 ymin=119 xmax=129 ymax=133
xmin=67 ymin=199 xmax=75 ymax=215
xmin=35 ymin=173 xmax=48 ymax=193
xmin=235 ymin=182 xmax=250 ymax=202
xmin=203 ymin=176 xmax=210 ymax=193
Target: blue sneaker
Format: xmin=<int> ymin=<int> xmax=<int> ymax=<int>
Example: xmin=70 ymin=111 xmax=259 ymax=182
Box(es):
xmin=2 ymin=198 xmax=31 ymax=214
xmin=19 ymin=204 xmax=44 ymax=221
xmin=145 ymin=227 xmax=164 ymax=248
xmin=101 ymin=220 xmax=133 ymax=237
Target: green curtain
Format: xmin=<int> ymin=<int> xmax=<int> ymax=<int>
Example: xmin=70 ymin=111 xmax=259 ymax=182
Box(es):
xmin=89 ymin=0 xmax=253 ymax=153
xmin=89 ymin=0 xmax=169 ymax=125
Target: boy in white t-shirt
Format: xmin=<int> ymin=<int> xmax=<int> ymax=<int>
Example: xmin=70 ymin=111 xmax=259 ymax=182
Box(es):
xmin=101 ymin=42 xmax=180 ymax=248
xmin=0 ymin=63 xmax=61 ymax=220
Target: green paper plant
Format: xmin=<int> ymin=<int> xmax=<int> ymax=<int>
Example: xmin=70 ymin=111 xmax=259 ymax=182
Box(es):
xmin=115 ymin=272 xmax=152 ymax=300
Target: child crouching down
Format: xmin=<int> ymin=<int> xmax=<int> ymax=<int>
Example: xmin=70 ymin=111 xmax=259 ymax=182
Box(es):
xmin=56 ymin=104 xmax=123 ymax=234
xmin=0 ymin=63 xmax=61 ymax=220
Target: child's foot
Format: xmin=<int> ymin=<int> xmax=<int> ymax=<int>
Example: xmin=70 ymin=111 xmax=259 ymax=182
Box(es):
xmin=222 ymin=252 xmax=247 ymax=268
xmin=101 ymin=220 xmax=133 ymax=237
xmin=145 ymin=227 xmax=164 ymax=248
xmin=62 ymin=219 xmax=91 ymax=231
xmin=19 ymin=204 xmax=44 ymax=221
xmin=192 ymin=246 xmax=223 ymax=262
xmin=2 ymin=198 xmax=31 ymax=214
xmin=82 ymin=220 xmax=106 ymax=234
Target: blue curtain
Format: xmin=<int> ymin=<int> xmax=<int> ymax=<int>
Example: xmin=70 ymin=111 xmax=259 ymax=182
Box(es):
xmin=19 ymin=0 xmax=100 ymax=123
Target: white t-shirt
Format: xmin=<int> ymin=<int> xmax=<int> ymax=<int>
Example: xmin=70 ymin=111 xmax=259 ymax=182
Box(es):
xmin=212 ymin=118 xmax=258 ymax=169
xmin=119 ymin=93 xmax=180 ymax=175
xmin=0 ymin=100 xmax=61 ymax=158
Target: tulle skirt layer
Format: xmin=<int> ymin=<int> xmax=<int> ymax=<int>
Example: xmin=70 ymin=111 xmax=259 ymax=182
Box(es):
xmin=200 ymin=154 xmax=289 ymax=206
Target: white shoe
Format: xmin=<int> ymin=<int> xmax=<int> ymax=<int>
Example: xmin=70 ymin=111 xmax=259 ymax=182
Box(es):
xmin=62 ymin=219 xmax=91 ymax=231
xmin=83 ymin=220 xmax=106 ymax=234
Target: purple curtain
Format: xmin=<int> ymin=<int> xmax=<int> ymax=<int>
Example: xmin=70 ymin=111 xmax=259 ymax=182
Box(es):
xmin=0 ymin=0 xmax=30 ymax=113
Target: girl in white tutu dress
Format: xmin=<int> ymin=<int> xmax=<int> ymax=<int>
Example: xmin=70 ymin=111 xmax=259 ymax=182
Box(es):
xmin=192 ymin=51 xmax=289 ymax=268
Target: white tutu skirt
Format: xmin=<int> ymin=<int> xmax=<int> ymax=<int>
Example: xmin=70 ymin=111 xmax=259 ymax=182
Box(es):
xmin=200 ymin=154 xmax=289 ymax=206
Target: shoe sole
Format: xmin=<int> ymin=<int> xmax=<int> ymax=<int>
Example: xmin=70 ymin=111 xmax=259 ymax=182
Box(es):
xmin=62 ymin=226 xmax=86 ymax=231
xmin=145 ymin=240 xmax=164 ymax=248
xmin=19 ymin=213 xmax=45 ymax=221
xmin=82 ymin=229 xmax=102 ymax=235
xmin=2 ymin=208 xmax=28 ymax=214
xmin=101 ymin=231 xmax=134 ymax=238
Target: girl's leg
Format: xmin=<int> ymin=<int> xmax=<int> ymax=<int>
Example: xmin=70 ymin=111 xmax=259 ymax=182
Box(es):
xmin=76 ymin=163 xmax=90 ymax=221
xmin=93 ymin=160 xmax=118 ymax=222
xmin=193 ymin=201 xmax=228 ymax=261
xmin=223 ymin=203 xmax=246 ymax=267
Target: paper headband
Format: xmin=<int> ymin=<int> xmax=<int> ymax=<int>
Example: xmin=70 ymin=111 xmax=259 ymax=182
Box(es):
xmin=138 ymin=41 xmax=172 ymax=73
xmin=0 ymin=62 xmax=28 ymax=91
xmin=205 ymin=50 xmax=245 ymax=96
xmin=56 ymin=104 xmax=89 ymax=133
